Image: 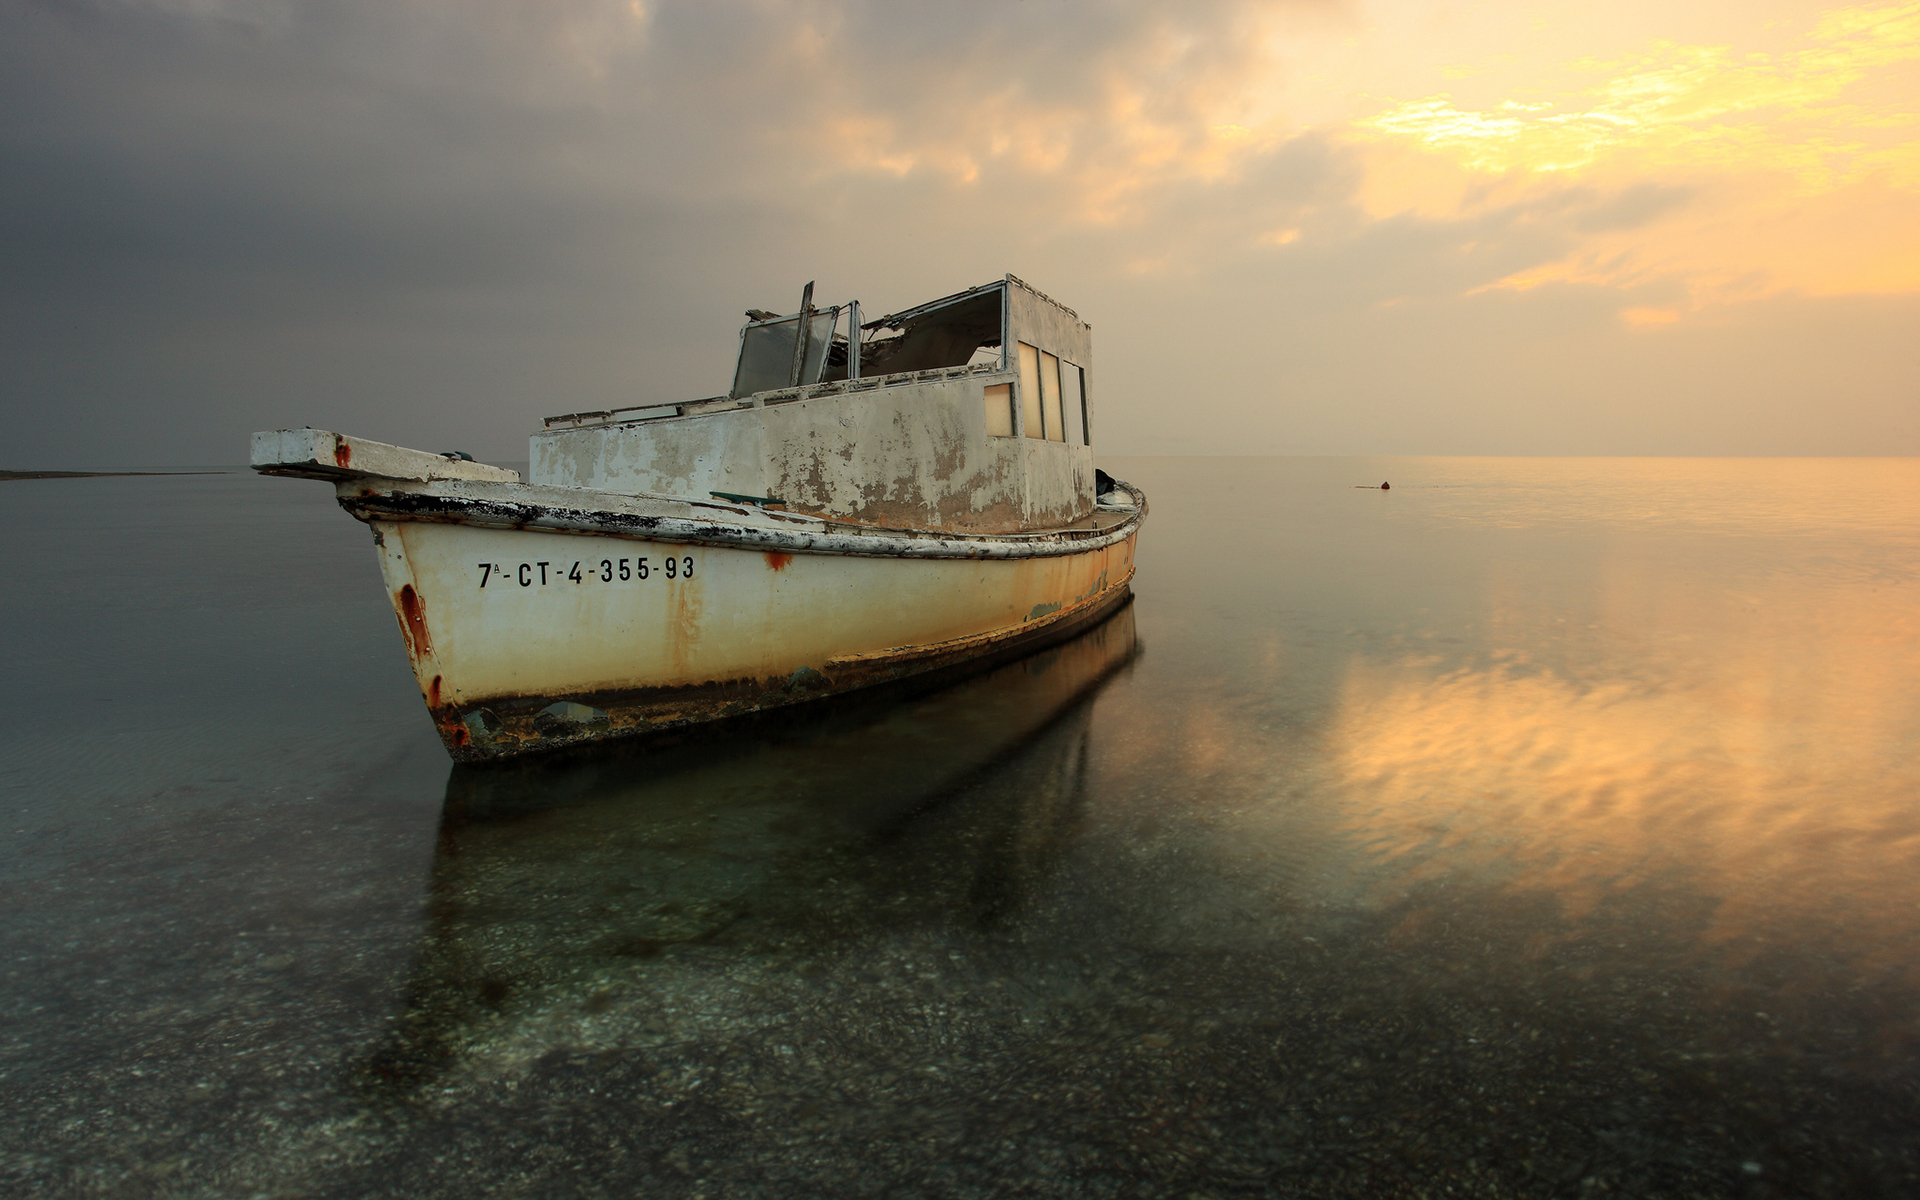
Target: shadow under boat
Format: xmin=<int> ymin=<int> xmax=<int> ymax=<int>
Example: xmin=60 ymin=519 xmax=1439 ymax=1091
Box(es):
xmin=357 ymin=601 xmax=1139 ymax=1097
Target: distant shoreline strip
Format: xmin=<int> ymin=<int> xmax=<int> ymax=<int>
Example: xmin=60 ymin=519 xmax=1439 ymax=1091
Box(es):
xmin=0 ymin=470 xmax=229 ymax=481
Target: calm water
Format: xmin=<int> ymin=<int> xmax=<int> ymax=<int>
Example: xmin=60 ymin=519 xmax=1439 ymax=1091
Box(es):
xmin=2 ymin=457 xmax=1917 ymax=1198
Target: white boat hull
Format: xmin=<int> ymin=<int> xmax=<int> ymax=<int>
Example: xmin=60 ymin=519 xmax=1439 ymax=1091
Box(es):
xmin=346 ymin=480 xmax=1142 ymax=760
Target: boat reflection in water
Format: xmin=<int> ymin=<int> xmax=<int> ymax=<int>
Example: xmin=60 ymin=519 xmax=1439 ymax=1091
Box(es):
xmin=361 ymin=602 xmax=1137 ymax=1095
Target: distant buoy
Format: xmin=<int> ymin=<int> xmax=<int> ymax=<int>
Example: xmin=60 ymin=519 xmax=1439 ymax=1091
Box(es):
xmin=1380 ymin=482 xmax=1390 ymax=490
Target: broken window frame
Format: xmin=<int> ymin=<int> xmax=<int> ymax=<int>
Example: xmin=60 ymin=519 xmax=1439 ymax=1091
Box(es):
xmin=730 ymin=305 xmax=843 ymax=400
xmin=851 ymin=280 xmax=1007 ymax=382
xmin=1061 ymin=360 xmax=1089 ymax=446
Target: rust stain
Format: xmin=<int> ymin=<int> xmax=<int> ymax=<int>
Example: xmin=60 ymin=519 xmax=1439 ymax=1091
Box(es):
xmin=763 ymin=551 xmax=794 ymax=571
xmin=333 ymin=436 xmax=352 ymax=469
xmin=428 ymin=674 xmax=443 ymax=708
xmin=395 ymin=584 xmax=433 ymax=659
xmin=666 ymin=566 xmax=705 ymax=678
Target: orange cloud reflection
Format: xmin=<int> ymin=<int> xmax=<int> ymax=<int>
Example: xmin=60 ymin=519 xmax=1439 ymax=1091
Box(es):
xmin=1322 ymin=542 xmax=1920 ymax=983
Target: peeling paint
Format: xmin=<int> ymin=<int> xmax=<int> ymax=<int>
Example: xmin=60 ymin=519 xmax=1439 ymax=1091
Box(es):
xmin=530 ymin=372 xmax=1092 ymax=535
xmin=341 ymin=478 xmax=1143 ymax=561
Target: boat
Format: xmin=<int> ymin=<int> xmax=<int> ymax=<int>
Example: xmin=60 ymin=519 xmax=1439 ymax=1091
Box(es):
xmin=252 ymin=273 xmax=1146 ymax=761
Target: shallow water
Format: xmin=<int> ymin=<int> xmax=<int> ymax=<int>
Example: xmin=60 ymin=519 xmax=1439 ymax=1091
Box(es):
xmin=3 ymin=457 xmax=1917 ymax=1197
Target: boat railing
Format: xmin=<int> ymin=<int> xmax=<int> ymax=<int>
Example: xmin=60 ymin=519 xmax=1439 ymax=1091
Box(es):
xmin=542 ymin=361 xmax=1011 ymax=430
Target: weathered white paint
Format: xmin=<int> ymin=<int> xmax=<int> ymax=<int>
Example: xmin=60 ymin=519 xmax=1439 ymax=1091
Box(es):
xmin=1006 ymin=276 xmax=1093 ymax=378
xmin=530 ymin=369 xmax=1094 ymax=533
xmin=251 ymin=429 xmax=520 ymax=484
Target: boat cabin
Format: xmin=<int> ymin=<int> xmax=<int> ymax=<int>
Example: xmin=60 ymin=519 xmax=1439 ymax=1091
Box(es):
xmin=532 ymin=275 xmax=1096 ymax=534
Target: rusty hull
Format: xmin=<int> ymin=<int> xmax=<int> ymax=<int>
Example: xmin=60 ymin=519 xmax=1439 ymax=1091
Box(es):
xmin=349 ymin=481 xmax=1144 ymax=762
xmin=427 ymin=583 xmax=1135 ymax=762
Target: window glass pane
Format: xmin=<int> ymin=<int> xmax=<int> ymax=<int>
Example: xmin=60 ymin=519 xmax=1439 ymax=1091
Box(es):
xmin=1040 ymin=351 xmax=1065 ymax=442
xmin=733 ymin=318 xmax=799 ymax=398
xmin=730 ymin=307 xmax=841 ymax=398
xmin=1018 ymin=343 xmax=1044 ymax=440
xmin=1060 ymin=360 xmax=1084 ymax=445
xmin=801 ymin=309 xmax=837 ymax=383
xmin=984 ymin=384 xmax=1014 ymax=437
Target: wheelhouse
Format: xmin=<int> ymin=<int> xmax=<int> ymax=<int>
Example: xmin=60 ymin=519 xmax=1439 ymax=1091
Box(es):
xmin=532 ymin=275 xmax=1097 ymax=535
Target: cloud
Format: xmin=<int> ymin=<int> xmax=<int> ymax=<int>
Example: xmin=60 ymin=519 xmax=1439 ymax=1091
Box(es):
xmin=0 ymin=0 xmax=1368 ymax=329
xmin=1358 ymin=5 xmax=1920 ymax=179
xmin=0 ymin=0 xmax=1913 ymax=466
xmin=1349 ymin=3 xmax=1920 ymax=304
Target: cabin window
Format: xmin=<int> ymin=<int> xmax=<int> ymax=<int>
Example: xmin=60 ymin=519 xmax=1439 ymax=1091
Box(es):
xmin=1040 ymin=351 xmax=1067 ymax=442
xmin=849 ymin=285 xmax=1005 ymax=379
xmin=731 ymin=308 xmax=840 ymax=399
xmin=1061 ymin=361 xmax=1088 ymax=445
xmin=1017 ymin=342 xmax=1078 ymax=442
xmin=1018 ymin=342 xmax=1045 ymax=439
xmin=984 ymin=384 xmax=1015 ymax=437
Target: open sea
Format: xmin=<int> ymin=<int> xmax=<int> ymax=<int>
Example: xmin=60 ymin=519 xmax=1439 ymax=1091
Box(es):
xmin=3 ymin=455 xmax=1917 ymax=1199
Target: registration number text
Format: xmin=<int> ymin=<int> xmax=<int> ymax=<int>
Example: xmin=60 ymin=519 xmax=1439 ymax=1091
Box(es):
xmin=476 ymin=556 xmax=696 ymax=588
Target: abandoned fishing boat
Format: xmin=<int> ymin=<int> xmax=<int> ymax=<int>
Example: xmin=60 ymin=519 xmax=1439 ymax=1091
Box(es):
xmin=252 ymin=274 xmax=1146 ymax=761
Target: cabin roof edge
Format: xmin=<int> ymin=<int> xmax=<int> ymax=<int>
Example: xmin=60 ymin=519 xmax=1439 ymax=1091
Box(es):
xmin=1005 ymin=273 xmax=1089 ymax=328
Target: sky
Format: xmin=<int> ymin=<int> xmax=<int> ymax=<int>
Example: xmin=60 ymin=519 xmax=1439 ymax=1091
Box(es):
xmin=2 ymin=0 xmax=1916 ymax=467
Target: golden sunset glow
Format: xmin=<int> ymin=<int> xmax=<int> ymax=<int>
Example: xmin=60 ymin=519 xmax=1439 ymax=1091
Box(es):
xmin=798 ymin=2 xmax=1920 ymax=323
xmin=1352 ymin=3 xmax=1920 ymax=307
xmin=1362 ymin=7 xmax=1920 ymax=180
